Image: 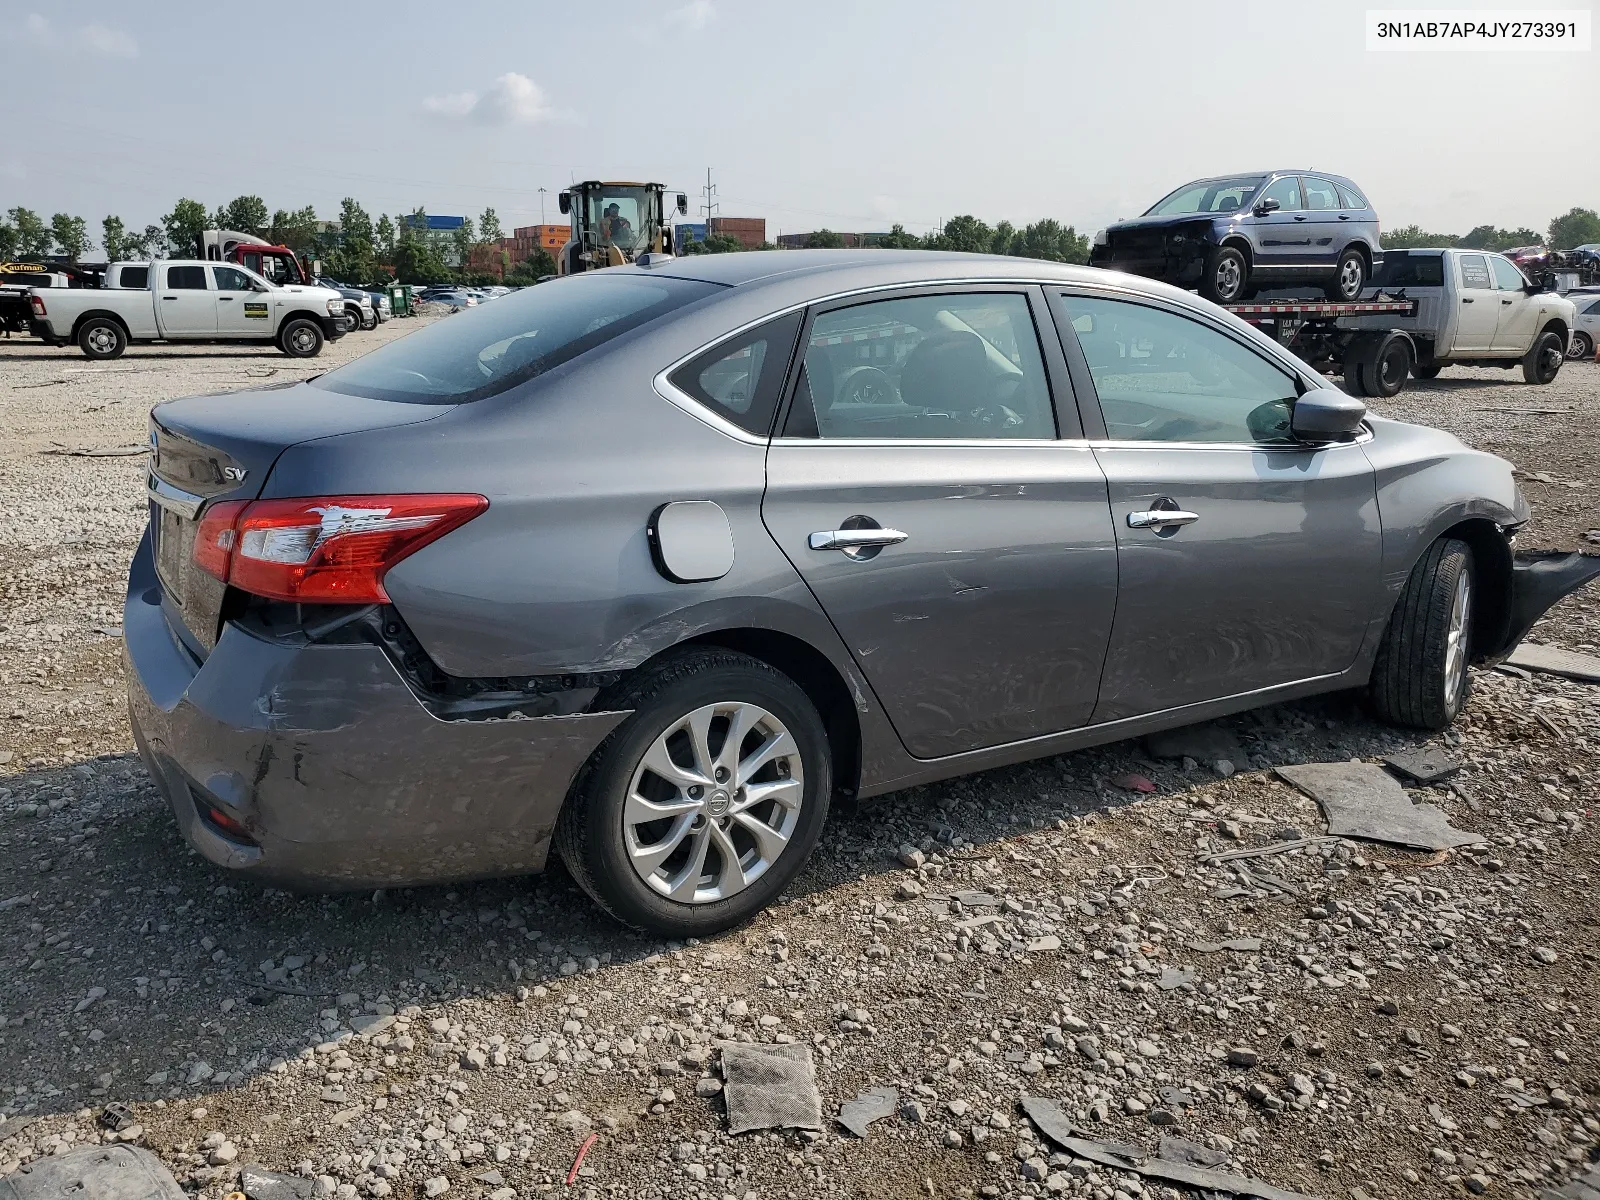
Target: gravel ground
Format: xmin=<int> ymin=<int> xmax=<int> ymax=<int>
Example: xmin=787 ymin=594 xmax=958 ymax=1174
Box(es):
xmin=1 ymin=331 xmax=1598 ymax=1200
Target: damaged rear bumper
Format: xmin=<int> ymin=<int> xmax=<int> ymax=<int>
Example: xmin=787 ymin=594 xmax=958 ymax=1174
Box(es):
xmin=123 ymin=531 xmax=627 ymax=890
xmin=1481 ymin=549 xmax=1600 ymax=661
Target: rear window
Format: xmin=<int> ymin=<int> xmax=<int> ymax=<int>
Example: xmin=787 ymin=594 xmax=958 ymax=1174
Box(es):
xmin=1373 ymin=253 xmax=1444 ymax=287
xmin=313 ymin=274 xmax=720 ymax=404
xmin=118 ymin=266 xmax=149 ymax=289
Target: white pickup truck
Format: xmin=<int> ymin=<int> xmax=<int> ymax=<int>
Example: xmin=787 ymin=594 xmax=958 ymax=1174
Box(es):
xmin=26 ymin=260 xmax=347 ymax=360
xmin=1350 ymin=247 xmax=1577 ymax=384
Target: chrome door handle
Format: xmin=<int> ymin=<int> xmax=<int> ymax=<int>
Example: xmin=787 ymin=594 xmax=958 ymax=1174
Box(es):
xmin=809 ymin=528 xmax=909 ymax=551
xmin=1127 ymin=509 xmax=1200 ymax=530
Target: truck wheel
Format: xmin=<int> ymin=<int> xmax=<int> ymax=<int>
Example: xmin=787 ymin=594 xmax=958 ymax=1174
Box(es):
xmin=1369 ymin=537 xmax=1474 ymax=730
xmin=360 ymin=309 xmax=378 ymax=332
xmin=1412 ymin=363 xmax=1442 ymax=379
xmin=279 ymin=318 xmax=324 ymax=358
xmin=1522 ymin=329 xmax=1564 ymax=384
xmin=1325 ymin=248 xmax=1368 ymax=301
xmin=77 ymin=317 xmax=127 ymax=360
xmin=1566 ymin=331 xmax=1593 ymax=360
xmin=1343 ymin=332 xmax=1410 ymax=398
xmin=1201 ymin=246 xmax=1249 ymax=304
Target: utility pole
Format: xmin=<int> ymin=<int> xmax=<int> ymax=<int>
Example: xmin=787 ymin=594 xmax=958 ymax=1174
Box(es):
xmin=700 ymin=168 xmax=719 ymax=232
xmin=539 ymin=188 xmax=547 ymax=226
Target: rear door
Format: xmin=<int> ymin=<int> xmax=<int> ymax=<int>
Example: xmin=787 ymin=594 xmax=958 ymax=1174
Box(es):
xmin=761 ymin=286 xmax=1119 ymax=759
xmin=1453 ymin=254 xmax=1499 ymax=352
xmin=1299 ymin=176 xmax=1346 ymax=271
xmin=1489 ymin=255 xmax=1539 ymax=353
xmin=157 ymin=264 xmax=215 ymax=336
xmin=211 ymin=265 xmax=269 ymax=336
xmin=1050 ymin=288 xmax=1381 ymax=721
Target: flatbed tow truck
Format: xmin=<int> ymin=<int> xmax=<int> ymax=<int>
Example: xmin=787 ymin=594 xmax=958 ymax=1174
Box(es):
xmin=1221 ymin=296 xmax=1420 ymax=398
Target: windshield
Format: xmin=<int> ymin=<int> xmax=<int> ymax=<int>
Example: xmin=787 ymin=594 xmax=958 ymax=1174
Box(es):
xmin=1373 ymin=252 xmax=1445 ymax=288
xmin=312 ymin=274 xmax=718 ymax=404
xmin=585 ymin=187 xmax=654 ymax=252
xmin=1145 ymin=176 xmax=1265 ymax=216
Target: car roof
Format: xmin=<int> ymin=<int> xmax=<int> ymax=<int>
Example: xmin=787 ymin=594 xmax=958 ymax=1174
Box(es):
xmin=620 ymin=248 xmax=1112 ymax=292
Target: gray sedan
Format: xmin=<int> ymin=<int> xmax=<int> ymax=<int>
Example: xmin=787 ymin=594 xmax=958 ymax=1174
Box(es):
xmin=125 ymin=251 xmax=1600 ymax=935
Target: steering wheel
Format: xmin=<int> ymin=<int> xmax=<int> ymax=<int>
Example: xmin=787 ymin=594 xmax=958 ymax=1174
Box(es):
xmin=834 ymin=364 xmax=898 ymax=406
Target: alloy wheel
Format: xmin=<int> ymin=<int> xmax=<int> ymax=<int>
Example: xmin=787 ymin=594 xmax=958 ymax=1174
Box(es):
xmin=1567 ymin=333 xmax=1593 ymax=360
xmin=1444 ymin=569 xmax=1470 ymax=709
xmin=1339 ymin=255 xmax=1364 ymax=298
xmin=623 ymin=701 xmax=804 ymax=904
xmin=1215 ymin=258 xmax=1241 ymax=299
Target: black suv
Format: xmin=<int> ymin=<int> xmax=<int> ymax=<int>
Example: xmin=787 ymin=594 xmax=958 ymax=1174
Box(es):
xmin=1089 ymin=171 xmax=1382 ymax=304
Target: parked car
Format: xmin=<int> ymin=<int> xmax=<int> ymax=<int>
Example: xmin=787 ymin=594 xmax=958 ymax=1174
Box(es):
xmin=127 ymin=250 xmax=1600 ymax=935
xmin=1355 ymin=248 xmax=1576 ymax=382
xmin=1089 ymin=171 xmax=1382 ymax=304
xmin=427 ymin=290 xmax=478 ymax=311
xmin=27 ymin=260 xmax=346 ymax=359
xmin=313 ymin=277 xmax=378 ymax=332
xmin=1502 ymin=245 xmax=1550 ymax=269
xmin=1569 ymin=292 xmax=1600 ymax=359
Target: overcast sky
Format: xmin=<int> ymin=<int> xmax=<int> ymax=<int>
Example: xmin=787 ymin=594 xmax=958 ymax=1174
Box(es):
xmin=5 ymin=0 xmax=1597 ymax=242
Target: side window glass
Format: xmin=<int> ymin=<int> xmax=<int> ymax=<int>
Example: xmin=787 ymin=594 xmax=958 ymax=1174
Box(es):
xmin=1303 ymin=177 xmax=1341 ymax=211
xmin=1459 ymin=255 xmax=1491 ymax=289
xmin=669 ymin=311 xmax=801 ymax=438
xmin=1060 ymin=294 xmax=1299 ymax=445
xmin=119 ymin=266 xmax=148 ymax=289
xmin=213 ymin=266 xmax=252 ymax=291
xmin=1490 ymin=256 xmax=1527 ymax=291
xmin=166 ymin=265 xmax=207 ymax=290
xmin=1586 ymin=299 xmax=1600 ymax=316
xmin=1258 ymin=176 xmax=1302 ymax=211
xmin=1336 ymin=182 xmax=1368 ymax=209
xmin=784 ymin=293 xmax=1054 ymax=440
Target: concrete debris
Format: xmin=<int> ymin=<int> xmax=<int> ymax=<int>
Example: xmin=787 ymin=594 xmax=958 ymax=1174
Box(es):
xmin=718 ymin=1041 xmax=822 ymax=1133
xmin=1507 ymin=641 xmax=1600 ymax=682
xmin=1275 ymin=761 xmax=1479 ymax=851
xmin=0 ymin=1147 xmax=187 ymax=1200
xmin=1382 ymin=745 xmax=1462 ymax=784
xmin=1157 ymin=1135 xmax=1231 ymax=1168
xmin=1019 ymin=1096 xmax=1323 ymax=1200
xmin=1188 ymin=937 xmax=1263 ymax=953
xmin=240 ymin=1165 xmax=315 ymax=1200
xmin=837 ymin=1086 xmax=898 ymax=1138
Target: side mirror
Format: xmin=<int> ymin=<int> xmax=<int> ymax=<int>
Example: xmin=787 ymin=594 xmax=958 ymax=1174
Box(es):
xmin=1292 ymin=386 xmax=1366 ymax=442
xmin=677 ymin=193 xmax=689 ymax=215
xmin=1253 ymin=197 xmax=1281 ymax=216
xmin=557 ymin=191 xmax=571 ymax=215
xmin=252 ymin=281 xmax=269 ymax=292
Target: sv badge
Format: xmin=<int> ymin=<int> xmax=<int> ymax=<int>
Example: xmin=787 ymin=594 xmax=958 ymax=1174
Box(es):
xmin=222 ymin=466 xmax=248 ymax=482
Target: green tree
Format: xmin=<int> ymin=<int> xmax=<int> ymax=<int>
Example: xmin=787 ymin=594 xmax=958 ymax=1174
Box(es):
xmin=506 ymin=247 xmax=558 ymax=282
xmin=325 ymin=197 xmax=376 ymax=282
xmin=0 ymin=217 xmax=18 ymax=261
xmin=1548 ymin=207 xmax=1600 ymax=250
xmin=101 ymin=215 xmax=129 ymax=261
xmin=50 ymin=213 xmax=91 ymax=260
xmin=876 ymin=223 xmax=924 ymax=249
xmin=805 ymin=228 xmax=845 ymax=249
xmin=163 ymin=198 xmax=210 ymax=258
xmin=927 ymin=215 xmax=993 ymax=254
xmin=1012 ymin=218 xmax=1089 ymax=263
xmin=451 ymin=216 xmax=476 ymax=267
xmin=8 ymin=207 xmax=52 ymax=257
xmin=129 ymin=224 xmax=166 ymax=259
xmin=392 ymin=237 xmax=453 ymax=284
xmin=478 ymin=207 xmax=504 ymax=245
xmin=700 ymin=233 xmax=744 ymax=254
xmin=222 ymin=195 xmax=269 ymax=236
xmin=1380 ymin=224 xmax=1459 ymax=250
xmin=1458 ymin=224 xmax=1541 ymax=251
xmin=268 ymin=206 xmax=320 ymax=251
xmin=374 ymin=214 xmax=396 ymax=263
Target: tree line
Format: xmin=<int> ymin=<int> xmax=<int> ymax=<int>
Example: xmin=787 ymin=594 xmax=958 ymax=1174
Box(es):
xmin=1380 ymin=207 xmax=1600 ymax=252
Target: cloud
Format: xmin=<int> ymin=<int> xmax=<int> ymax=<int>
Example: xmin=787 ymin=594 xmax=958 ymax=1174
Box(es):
xmin=22 ymin=12 xmax=138 ymax=57
xmin=422 ymin=73 xmax=551 ymax=126
xmin=665 ymin=0 xmax=714 ymax=31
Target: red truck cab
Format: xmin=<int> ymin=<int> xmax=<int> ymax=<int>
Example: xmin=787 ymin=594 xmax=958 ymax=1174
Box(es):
xmin=198 ymin=230 xmax=312 ymax=287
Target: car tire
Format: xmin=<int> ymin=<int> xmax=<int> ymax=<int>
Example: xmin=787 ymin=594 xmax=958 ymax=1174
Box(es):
xmin=360 ymin=309 xmax=378 ymax=332
xmin=556 ymin=648 xmax=832 ymax=937
xmin=1369 ymin=537 xmax=1474 ymax=730
xmin=1345 ymin=331 xmax=1412 ymax=398
xmin=1201 ymin=246 xmax=1249 ymax=304
xmin=77 ymin=317 xmax=126 ymax=360
xmin=1567 ymin=331 xmax=1594 ymax=360
xmin=1412 ymin=363 xmax=1442 ymax=379
xmin=1325 ymin=248 xmax=1368 ymax=301
xmin=279 ymin=318 xmax=324 ymax=358
xmin=1522 ymin=329 xmax=1565 ymax=384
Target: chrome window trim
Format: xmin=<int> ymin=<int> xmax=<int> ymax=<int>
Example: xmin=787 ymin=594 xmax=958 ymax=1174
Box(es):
xmin=147 ymin=473 xmax=204 ymax=518
xmin=1087 ymin=427 xmax=1374 ymax=452
xmin=770 ymin=437 xmax=1091 ymax=450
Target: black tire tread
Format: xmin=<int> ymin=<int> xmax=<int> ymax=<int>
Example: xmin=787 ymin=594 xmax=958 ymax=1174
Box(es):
xmin=1522 ymin=329 xmax=1563 ymax=384
xmin=555 ymin=647 xmax=830 ymax=935
xmin=1370 ymin=538 xmax=1472 ymax=729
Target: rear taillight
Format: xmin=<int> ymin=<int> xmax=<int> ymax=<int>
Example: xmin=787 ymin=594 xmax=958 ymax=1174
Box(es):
xmin=29 ymin=295 xmax=45 ymax=317
xmin=191 ymin=494 xmax=487 ymax=604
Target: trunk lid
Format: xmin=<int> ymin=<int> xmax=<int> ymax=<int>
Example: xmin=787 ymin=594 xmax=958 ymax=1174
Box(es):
xmin=147 ymin=381 xmax=451 ymax=654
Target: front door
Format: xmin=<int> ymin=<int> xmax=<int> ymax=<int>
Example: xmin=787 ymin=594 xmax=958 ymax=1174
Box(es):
xmin=762 ymin=287 xmax=1119 ymax=759
xmin=211 ymin=265 xmax=269 ymax=336
xmin=1454 ymin=254 xmax=1499 ymax=352
xmin=1051 ymin=289 xmax=1382 ymax=721
xmin=158 ymin=263 xmax=215 ymax=337
xmin=1489 ymin=255 xmax=1539 ymax=353
xmin=1246 ymin=175 xmax=1310 ymax=277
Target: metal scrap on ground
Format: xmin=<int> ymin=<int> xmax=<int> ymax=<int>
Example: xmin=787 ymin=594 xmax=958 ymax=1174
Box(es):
xmin=0 ymin=1146 xmax=187 ymax=1200
xmin=837 ymin=1086 xmax=899 ymax=1137
xmin=717 ymin=1041 xmax=823 ymax=1134
xmin=1275 ymin=762 xmax=1479 ymax=851
xmin=1018 ymin=1096 xmax=1323 ymax=1200
xmin=1506 ymin=642 xmax=1600 ymax=683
